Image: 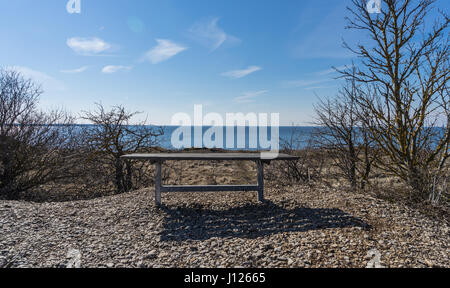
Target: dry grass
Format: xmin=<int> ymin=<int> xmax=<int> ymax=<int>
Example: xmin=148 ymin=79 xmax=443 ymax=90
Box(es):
xmin=12 ymin=148 xmax=449 ymax=222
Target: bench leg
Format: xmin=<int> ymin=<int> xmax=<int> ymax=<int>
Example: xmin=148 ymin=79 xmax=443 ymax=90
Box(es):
xmin=257 ymin=160 xmax=265 ymax=202
xmin=155 ymin=161 xmax=162 ymax=206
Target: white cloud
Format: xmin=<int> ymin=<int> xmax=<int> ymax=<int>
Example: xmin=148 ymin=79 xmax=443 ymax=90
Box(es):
xmin=67 ymin=37 xmax=112 ymax=55
xmin=292 ymin=2 xmax=355 ymax=59
xmin=12 ymin=66 xmax=65 ymax=91
xmin=188 ymin=17 xmax=240 ymax=51
xmin=142 ymin=39 xmax=188 ymax=64
xmin=281 ymin=66 xmax=349 ymax=89
xmin=304 ymin=86 xmax=336 ymax=90
xmin=315 ymin=65 xmax=348 ymax=76
xmin=101 ymin=65 xmax=133 ymax=74
xmin=222 ymin=66 xmax=262 ymax=79
xmin=234 ymin=90 xmax=268 ymax=103
xmin=282 ymin=79 xmax=332 ymax=88
xmin=60 ymin=66 xmax=89 ymax=74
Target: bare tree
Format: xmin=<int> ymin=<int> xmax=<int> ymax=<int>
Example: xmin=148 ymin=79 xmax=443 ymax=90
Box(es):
xmin=0 ymin=68 xmax=78 ymax=199
xmin=270 ymin=128 xmax=325 ymax=185
xmin=314 ymin=75 xmax=377 ymax=191
xmin=341 ymin=0 xmax=449 ymax=202
xmin=429 ymin=86 xmax=449 ymax=203
xmin=81 ymin=104 xmax=164 ymax=194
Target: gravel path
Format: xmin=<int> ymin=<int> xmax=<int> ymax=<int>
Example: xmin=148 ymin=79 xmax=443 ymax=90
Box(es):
xmin=0 ymin=185 xmax=448 ymax=268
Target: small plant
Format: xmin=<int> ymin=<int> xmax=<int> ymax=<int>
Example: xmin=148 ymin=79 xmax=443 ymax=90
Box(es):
xmin=81 ymin=103 xmax=164 ymax=194
xmin=0 ymin=68 xmax=78 ymax=199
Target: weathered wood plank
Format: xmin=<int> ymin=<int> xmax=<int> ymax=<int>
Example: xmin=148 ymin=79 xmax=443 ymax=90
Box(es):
xmin=155 ymin=161 xmax=162 ymax=206
xmin=257 ymin=160 xmax=264 ymax=202
xmin=160 ymin=185 xmax=259 ymax=193
xmin=121 ymin=153 xmax=299 ymax=161
xmin=122 ymin=152 xmax=299 ymax=205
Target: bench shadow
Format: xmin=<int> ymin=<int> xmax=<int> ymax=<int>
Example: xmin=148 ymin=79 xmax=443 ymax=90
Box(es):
xmin=158 ymin=200 xmax=370 ymax=241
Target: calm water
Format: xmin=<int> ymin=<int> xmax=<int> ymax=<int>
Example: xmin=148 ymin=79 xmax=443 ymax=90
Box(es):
xmin=158 ymin=125 xmax=446 ymax=150
xmin=68 ymin=124 xmax=446 ymax=151
xmin=158 ymin=126 xmax=316 ymax=150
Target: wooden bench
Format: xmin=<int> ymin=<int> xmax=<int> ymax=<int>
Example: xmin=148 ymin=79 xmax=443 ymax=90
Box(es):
xmin=121 ymin=153 xmax=299 ymax=205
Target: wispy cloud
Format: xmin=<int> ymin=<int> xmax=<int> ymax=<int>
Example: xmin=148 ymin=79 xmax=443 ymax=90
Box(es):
xmin=222 ymin=66 xmax=262 ymax=79
xmin=67 ymin=37 xmax=112 ymax=55
xmin=234 ymin=90 xmax=268 ymax=103
xmin=315 ymin=65 xmax=348 ymax=76
xmin=282 ymin=79 xmax=332 ymax=89
xmin=291 ymin=2 xmax=355 ymax=59
xmin=282 ymin=66 xmax=348 ymax=89
xmin=304 ymin=86 xmax=336 ymax=90
xmin=188 ymin=17 xmax=240 ymax=51
xmin=101 ymin=65 xmax=133 ymax=74
xmin=60 ymin=66 xmax=89 ymax=74
xmin=141 ymin=39 xmax=187 ymax=64
xmin=12 ymin=66 xmax=65 ymax=91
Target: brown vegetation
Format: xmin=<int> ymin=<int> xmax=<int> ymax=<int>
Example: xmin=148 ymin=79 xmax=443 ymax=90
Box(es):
xmin=340 ymin=0 xmax=449 ymax=203
xmin=0 ymin=0 xmax=448 ymax=214
xmin=0 ymin=69 xmax=79 ymax=200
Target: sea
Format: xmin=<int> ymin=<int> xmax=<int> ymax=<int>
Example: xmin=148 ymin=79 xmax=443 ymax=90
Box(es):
xmin=158 ymin=126 xmax=317 ymax=151
xmin=66 ymin=124 xmax=446 ymax=151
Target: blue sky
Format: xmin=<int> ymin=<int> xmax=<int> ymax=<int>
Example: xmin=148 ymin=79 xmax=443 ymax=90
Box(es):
xmin=1 ymin=0 xmax=448 ymax=125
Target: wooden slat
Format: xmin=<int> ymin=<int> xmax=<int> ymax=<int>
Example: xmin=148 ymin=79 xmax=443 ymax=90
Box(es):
xmin=155 ymin=161 xmax=162 ymax=205
xmin=120 ymin=152 xmax=299 ymax=205
xmin=121 ymin=152 xmax=299 ymax=161
xmin=160 ymin=185 xmax=259 ymax=193
xmin=257 ymin=160 xmax=264 ymax=201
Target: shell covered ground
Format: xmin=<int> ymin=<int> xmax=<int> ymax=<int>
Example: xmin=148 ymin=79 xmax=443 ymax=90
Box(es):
xmin=1 ymin=166 xmax=448 ymax=268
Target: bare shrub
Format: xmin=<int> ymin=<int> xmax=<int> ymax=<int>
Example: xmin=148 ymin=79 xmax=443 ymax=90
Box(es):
xmin=342 ymin=0 xmax=449 ymax=203
xmin=0 ymin=68 xmax=78 ymax=200
xmin=80 ymin=103 xmax=164 ymax=194
xmin=314 ymin=74 xmax=378 ymax=191
xmin=267 ymin=128 xmax=325 ymax=186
